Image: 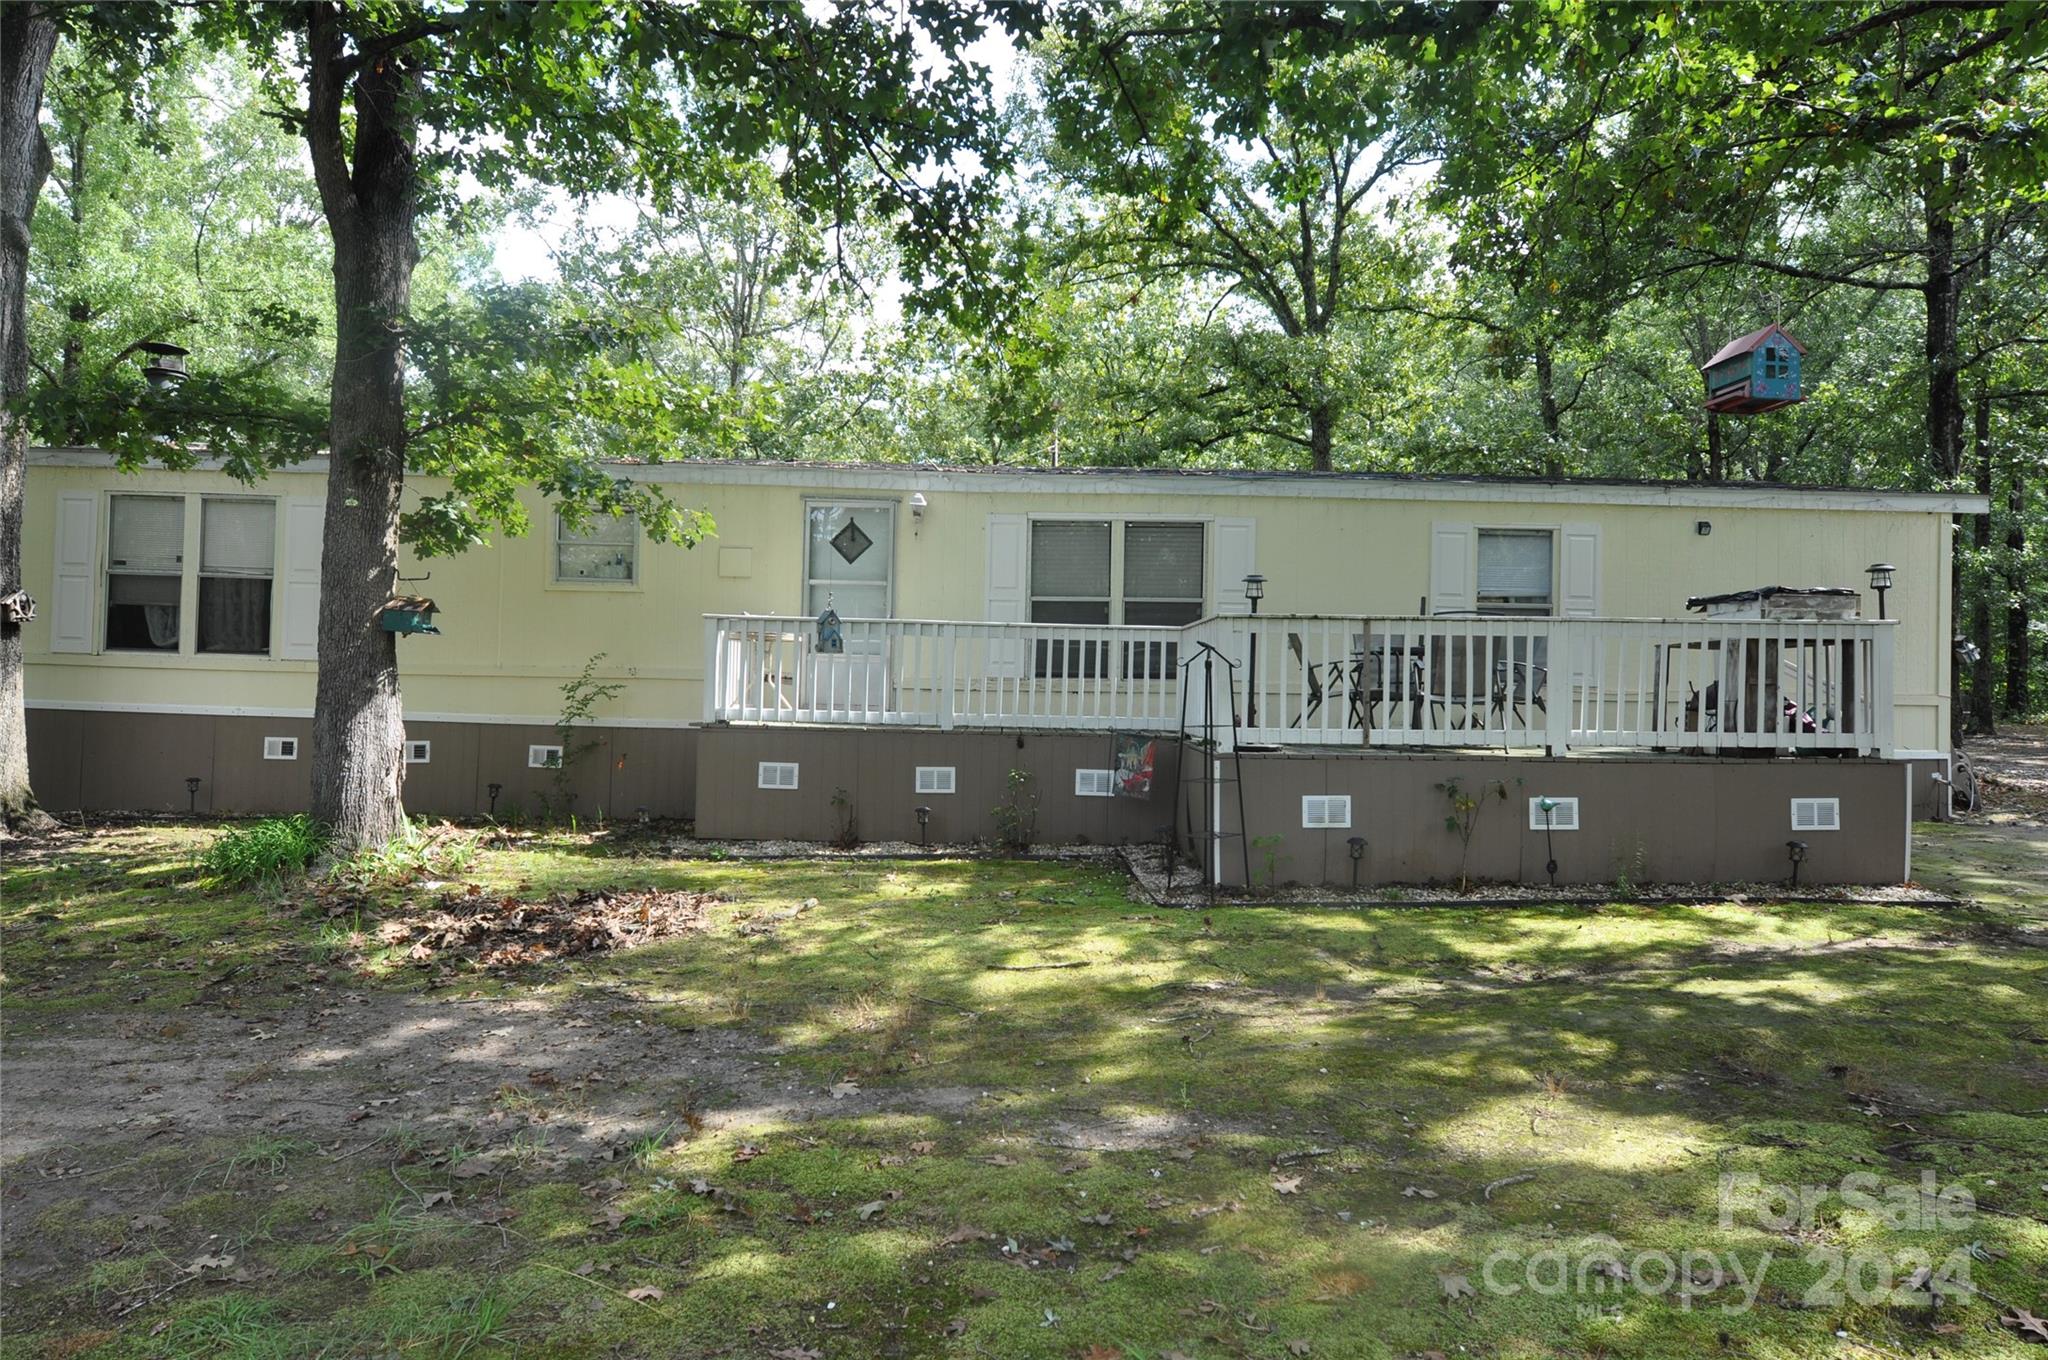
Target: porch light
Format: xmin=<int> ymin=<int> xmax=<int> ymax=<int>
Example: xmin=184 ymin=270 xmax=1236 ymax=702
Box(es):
xmin=1866 ymin=563 xmax=1894 ymax=619
xmin=909 ymin=492 xmax=928 ymax=524
xmin=915 ymin=805 xmax=931 ymax=849
xmin=1786 ymin=838 xmax=1808 ymax=886
xmin=1346 ymin=835 xmax=1366 ymax=887
xmin=1955 ymin=634 xmax=1983 ymax=666
xmin=185 ymin=775 xmax=201 ymax=815
xmin=1242 ymin=574 xmax=1266 ymax=611
xmin=138 ymin=340 xmax=189 ymax=390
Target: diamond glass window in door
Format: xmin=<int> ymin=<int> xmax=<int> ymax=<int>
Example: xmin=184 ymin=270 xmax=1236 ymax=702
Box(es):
xmin=806 ymin=502 xmax=892 ymax=618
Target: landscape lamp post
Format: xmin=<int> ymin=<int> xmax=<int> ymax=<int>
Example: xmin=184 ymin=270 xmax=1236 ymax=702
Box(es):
xmin=1866 ymin=563 xmax=1894 ymax=620
xmin=1243 ymin=574 xmax=1266 ymax=726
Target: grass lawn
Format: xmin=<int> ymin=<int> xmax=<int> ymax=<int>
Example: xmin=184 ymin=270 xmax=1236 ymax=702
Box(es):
xmin=3 ymin=822 xmax=2045 ymax=1359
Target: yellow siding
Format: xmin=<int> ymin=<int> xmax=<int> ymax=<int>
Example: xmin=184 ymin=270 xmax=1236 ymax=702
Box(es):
xmin=20 ymin=457 xmax=1956 ymax=751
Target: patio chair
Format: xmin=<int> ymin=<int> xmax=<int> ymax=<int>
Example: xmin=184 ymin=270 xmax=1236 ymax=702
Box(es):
xmin=1287 ymin=632 xmax=1328 ymax=727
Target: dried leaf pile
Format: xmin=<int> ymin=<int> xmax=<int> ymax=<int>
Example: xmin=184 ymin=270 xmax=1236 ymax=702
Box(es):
xmin=375 ymin=886 xmax=717 ymax=969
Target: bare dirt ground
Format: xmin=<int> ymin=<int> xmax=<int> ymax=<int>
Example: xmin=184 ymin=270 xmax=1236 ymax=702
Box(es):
xmin=1967 ymin=721 xmax=2048 ymax=822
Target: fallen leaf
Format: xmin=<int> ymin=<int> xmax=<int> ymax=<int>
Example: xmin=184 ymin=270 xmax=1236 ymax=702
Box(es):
xmin=857 ymin=1200 xmax=887 ymax=1221
xmin=908 ymin=1140 xmax=936 ymax=1155
xmin=1438 ymin=1271 xmax=1476 ymax=1301
xmin=420 ymin=1190 xmax=453 ymax=1208
xmin=1287 ymin=1341 xmax=1312 ymax=1356
xmin=2001 ymin=1309 xmax=2048 ymax=1344
xmin=985 ymin=1154 xmax=1019 ymax=1167
xmin=1271 ymin=1176 xmax=1302 ymax=1195
xmin=186 ymin=1253 xmax=236 ymax=1274
xmin=1402 ymin=1185 xmax=1439 ymax=1200
xmin=768 ymin=1349 xmax=822 ymax=1360
xmin=626 ymin=1285 xmax=665 ymax=1303
xmin=734 ymin=1143 xmax=764 ymax=1162
xmin=1080 ymin=1346 xmax=1123 ymax=1360
xmin=942 ymin=1225 xmax=993 ymax=1245
xmin=128 ymin=1213 xmax=170 ymax=1232
xmin=830 ymin=1080 xmax=861 ymax=1099
xmin=689 ymin=1178 xmax=716 ymax=1196
xmin=1082 ymin=1212 xmax=1114 ymax=1226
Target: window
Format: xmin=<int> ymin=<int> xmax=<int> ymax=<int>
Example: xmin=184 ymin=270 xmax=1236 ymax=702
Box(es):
xmin=1528 ymin=796 xmax=1581 ymax=831
xmin=1030 ymin=521 xmax=1112 ymax=625
xmin=805 ymin=501 xmax=892 ymax=619
xmin=915 ymin=766 xmax=956 ymax=795
xmin=263 ymin=736 xmax=298 ymax=760
xmin=1030 ymin=520 xmax=1202 ymax=679
xmin=105 ymin=494 xmax=184 ymax=650
xmin=1302 ymin=795 xmax=1352 ymax=829
xmin=199 ymin=498 xmax=275 ymax=654
xmin=528 ymin=744 xmax=564 ymax=768
xmin=1477 ymin=529 xmax=1554 ymax=614
xmin=404 ymin=740 xmax=432 ymax=765
xmin=758 ymin=761 xmax=800 ymax=790
xmin=1790 ymin=797 xmax=1840 ymax=832
xmin=1074 ymin=768 xmax=1114 ymax=797
xmin=1761 ymin=345 xmax=1791 ymax=380
xmin=555 ymin=511 xmax=637 ymax=583
xmin=1122 ymin=522 xmax=1205 ymax=625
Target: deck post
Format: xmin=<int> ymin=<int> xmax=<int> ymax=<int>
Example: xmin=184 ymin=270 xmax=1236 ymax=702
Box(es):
xmin=703 ymin=616 xmax=721 ymax=723
xmin=1871 ymin=622 xmax=1895 ymax=758
xmin=1546 ymin=621 xmax=1572 ymax=755
xmin=939 ymin=622 xmax=957 ymax=731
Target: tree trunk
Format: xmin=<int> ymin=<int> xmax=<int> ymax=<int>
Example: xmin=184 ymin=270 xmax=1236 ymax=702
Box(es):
xmin=1533 ymin=343 xmax=1564 ymax=477
xmin=1922 ymin=159 xmax=1965 ymax=481
xmin=0 ymin=2 xmax=60 ymax=832
xmin=303 ymin=23 xmax=419 ymax=850
xmin=1706 ymin=410 xmax=1725 ymax=481
xmin=1307 ymin=399 xmax=1335 ymax=473
xmin=1964 ymin=382 xmax=1995 ymax=733
xmin=2007 ymin=462 xmax=2030 ymax=715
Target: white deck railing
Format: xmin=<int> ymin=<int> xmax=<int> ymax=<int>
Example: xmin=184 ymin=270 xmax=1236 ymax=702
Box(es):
xmin=705 ymin=613 xmax=1895 ymax=757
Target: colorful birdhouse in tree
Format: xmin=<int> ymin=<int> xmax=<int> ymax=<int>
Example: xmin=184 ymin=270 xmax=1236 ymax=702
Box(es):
xmin=1701 ymin=324 xmax=1805 ymax=414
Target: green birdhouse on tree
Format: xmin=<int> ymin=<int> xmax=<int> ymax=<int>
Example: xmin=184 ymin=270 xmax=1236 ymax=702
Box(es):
xmin=1702 ymin=324 xmax=1805 ymax=414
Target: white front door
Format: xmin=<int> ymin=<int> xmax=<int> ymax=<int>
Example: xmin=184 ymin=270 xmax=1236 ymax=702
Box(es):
xmin=804 ymin=501 xmax=894 ymax=714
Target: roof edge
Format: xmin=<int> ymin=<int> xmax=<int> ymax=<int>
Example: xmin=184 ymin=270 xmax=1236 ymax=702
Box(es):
xmin=25 ymin=446 xmax=1991 ymax=515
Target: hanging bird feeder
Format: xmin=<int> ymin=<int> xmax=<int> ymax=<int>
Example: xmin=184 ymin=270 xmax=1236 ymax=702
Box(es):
xmin=136 ymin=340 xmax=190 ymax=390
xmin=380 ymin=595 xmax=441 ymax=636
xmin=1701 ymin=324 xmax=1805 ymax=414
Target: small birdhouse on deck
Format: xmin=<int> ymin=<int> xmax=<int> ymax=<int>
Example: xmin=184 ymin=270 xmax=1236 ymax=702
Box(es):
xmin=1701 ymin=324 xmax=1805 ymax=414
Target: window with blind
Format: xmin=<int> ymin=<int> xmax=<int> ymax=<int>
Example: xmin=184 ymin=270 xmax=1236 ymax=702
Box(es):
xmin=105 ymin=495 xmax=185 ymax=650
xmin=1030 ymin=521 xmax=1111 ymax=678
xmin=199 ymin=498 xmax=275 ymax=653
xmin=1029 ymin=520 xmax=1204 ymax=679
xmin=555 ymin=512 xmax=638 ymax=583
xmin=1122 ymin=522 xmax=1204 ymax=625
xmin=1476 ymin=529 xmax=1554 ymax=614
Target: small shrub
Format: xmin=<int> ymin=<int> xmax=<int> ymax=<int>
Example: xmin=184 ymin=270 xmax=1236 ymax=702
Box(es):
xmin=203 ymin=816 xmax=328 ymax=884
xmin=991 ymin=768 xmax=1038 ymax=852
xmin=326 ymin=818 xmax=479 ymax=892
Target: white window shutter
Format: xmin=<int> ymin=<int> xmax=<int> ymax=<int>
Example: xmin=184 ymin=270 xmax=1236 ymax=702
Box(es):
xmin=1210 ymin=517 xmax=1256 ymax=616
xmin=1560 ymin=521 xmax=1602 ymax=684
xmin=278 ymin=498 xmax=324 ymax=660
xmin=1560 ymin=523 xmax=1601 ymax=616
xmin=984 ymin=513 xmax=1028 ymax=677
xmin=50 ymin=493 xmax=98 ymax=653
xmin=1429 ymin=522 xmax=1475 ymax=615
